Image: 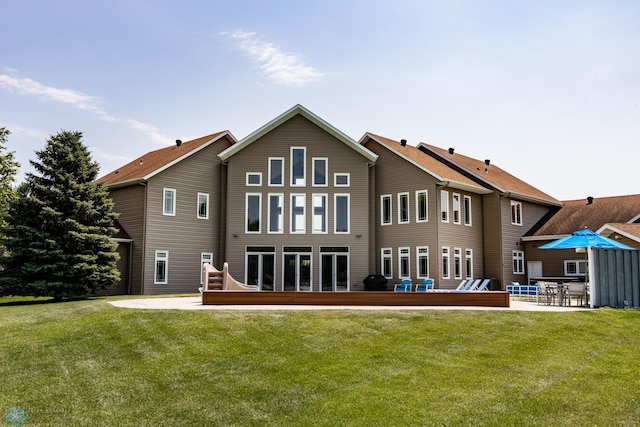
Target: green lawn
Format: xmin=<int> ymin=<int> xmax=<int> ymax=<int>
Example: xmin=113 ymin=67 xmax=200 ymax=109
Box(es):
xmin=1 ymin=296 xmax=639 ymax=426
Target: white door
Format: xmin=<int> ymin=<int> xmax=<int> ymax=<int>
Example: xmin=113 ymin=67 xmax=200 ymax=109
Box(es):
xmin=527 ymin=261 xmax=543 ymax=284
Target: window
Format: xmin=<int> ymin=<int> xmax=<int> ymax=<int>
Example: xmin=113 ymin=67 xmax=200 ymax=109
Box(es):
xmin=441 ymin=247 xmax=450 ymax=279
xmin=512 ymin=250 xmax=525 ymax=274
xmin=417 ymin=246 xmax=429 ymax=279
xmin=465 ymin=249 xmax=473 ymax=279
xmin=163 ymin=188 xmax=176 ymax=216
xmin=463 ymin=195 xmax=472 ymax=226
xmin=441 ymin=190 xmax=449 ymax=222
xmin=154 ymin=251 xmax=168 ymax=284
xmin=313 ymin=158 xmax=327 ymax=186
xmin=197 ymin=192 xmax=209 ymax=219
xmin=334 ymin=173 xmax=350 ymax=187
xmin=269 ymin=158 xmax=284 ymax=186
xmin=268 ymin=194 xmax=283 ymax=233
xmin=382 ymin=248 xmax=392 ymax=279
xmin=454 ymin=248 xmax=462 ymax=279
xmin=511 ymin=201 xmax=523 ymax=225
xmin=246 ymin=193 xmax=261 ymax=233
xmin=565 ymin=260 xmax=587 ymax=276
xmin=399 ymin=247 xmax=410 ymax=279
xmin=291 ymin=147 xmax=306 ymax=186
xmin=453 ymin=193 xmax=461 ymax=224
xmin=290 ymin=194 xmax=306 ymax=233
xmin=246 ymin=172 xmax=262 ymax=186
xmin=398 ymin=193 xmax=409 ymax=224
xmin=335 ymin=194 xmax=349 ymax=233
xmin=381 ymin=195 xmax=392 ymax=225
xmin=201 ymin=252 xmax=213 ymax=284
xmin=312 ymin=194 xmax=327 ymax=233
xmin=416 ymin=190 xmax=428 ymax=222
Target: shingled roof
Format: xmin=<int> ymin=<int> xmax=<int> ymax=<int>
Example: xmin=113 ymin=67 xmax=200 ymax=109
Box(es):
xmin=360 ymin=134 xmax=490 ymax=194
xmin=97 ymin=131 xmax=234 ymax=187
xmin=419 ymin=144 xmax=561 ymax=206
xmin=529 ymin=194 xmax=640 ymax=237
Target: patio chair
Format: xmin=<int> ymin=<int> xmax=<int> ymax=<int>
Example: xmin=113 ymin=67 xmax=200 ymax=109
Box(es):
xmin=463 ymin=279 xmax=481 ymax=291
xmin=394 ymin=279 xmax=412 ymax=292
xmin=475 ymin=279 xmax=491 ymax=291
xmin=567 ymin=282 xmax=588 ymax=306
xmin=455 ymin=279 xmax=471 ymax=291
xmin=415 ymin=278 xmax=434 ymax=292
xmin=537 ymin=282 xmax=557 ymax=305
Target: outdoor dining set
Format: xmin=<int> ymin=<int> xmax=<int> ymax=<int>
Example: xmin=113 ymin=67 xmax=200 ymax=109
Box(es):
xmin=507 ymin=281 xmax=590 ymax=307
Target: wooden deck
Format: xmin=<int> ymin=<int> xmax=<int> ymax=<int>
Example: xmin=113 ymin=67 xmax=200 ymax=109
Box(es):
xmin=201 ymin=290 xmax=510 ymax=307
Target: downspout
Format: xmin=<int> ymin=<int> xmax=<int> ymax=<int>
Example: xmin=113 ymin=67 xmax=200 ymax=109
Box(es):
xmin=127 ymin=241 xmax=133 ymax=295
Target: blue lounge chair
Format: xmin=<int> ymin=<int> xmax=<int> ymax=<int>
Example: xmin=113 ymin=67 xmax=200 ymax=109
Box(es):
xmin=415 ymin=278 xmax=434 ymax=292
xmin=463 ymin=279 xmax=480 ymax=291
xmin=394 ymin=279 xmax=412 ymax=292
xmin=455 ymin=279 xmax=470 ymax=290
xmin=474 ymin=279 xmax=491 ymax=291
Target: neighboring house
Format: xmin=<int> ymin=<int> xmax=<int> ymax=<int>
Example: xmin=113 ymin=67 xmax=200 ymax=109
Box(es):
xmin=97 ymin=131 xmax=236 ymax=294
xmin=523 ymin=194 xmax=640 ymax=281
xmin=99 ymin=104 xmax=632 ymax=295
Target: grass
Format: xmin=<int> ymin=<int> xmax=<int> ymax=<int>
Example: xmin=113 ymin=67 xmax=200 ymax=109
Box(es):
xmin=1 ymin=296 xmax=640 ymax=426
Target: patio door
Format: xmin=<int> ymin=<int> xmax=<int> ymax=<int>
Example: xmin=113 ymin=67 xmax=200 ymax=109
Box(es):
xmin=321 ymin=247 xmax=349 ymax=292
xmin=283 ymin=247 xmax=312 ymax=291
xmin=527 ymin=261 xmax=543 ymax=284
xmin=246 ymin=247 xmax=275 ymax=291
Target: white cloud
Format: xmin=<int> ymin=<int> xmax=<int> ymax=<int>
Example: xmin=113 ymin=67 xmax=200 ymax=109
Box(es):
xmin=222 ymin=30 xmax=324 ymax=85
xmin=0 ymin=70 xmax=170 ymax=145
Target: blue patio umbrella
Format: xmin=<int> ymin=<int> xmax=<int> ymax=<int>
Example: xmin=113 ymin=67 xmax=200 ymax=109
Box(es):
xmin=539 ymin=228 xmax=635 ymax=250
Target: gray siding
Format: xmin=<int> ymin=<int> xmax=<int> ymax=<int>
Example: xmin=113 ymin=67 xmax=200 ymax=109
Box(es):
xmin=109 ymin=185 xmax=145 ymax=294
xmin=224 ymin=115 xmax=371 ymax=290
xmin=143 ymin=139 xmax=232 ymax=294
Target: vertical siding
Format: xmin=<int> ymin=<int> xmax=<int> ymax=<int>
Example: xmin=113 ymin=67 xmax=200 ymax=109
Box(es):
xmin=224 ymin=115 xmax=371 ymax=290
xmin=143 ymin=138 xmax=232 ymax=294
xmin=109 ymin=185 xmax=145 ymax=294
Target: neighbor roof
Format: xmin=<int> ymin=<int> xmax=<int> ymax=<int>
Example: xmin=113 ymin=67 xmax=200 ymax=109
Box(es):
xmin=598 ymin=223 xmax=640 ymax=245
xmin=218 ymin=104 xmax=378 ymax=163
xmin=529 ymin=194 xmax=640 ymax=237
xmin=419 ymin=144 xmax=561 ymax=206
xmin=97 ymin=131 xmax=234 ymax=187
xmin=360 ymin=133 xmax=490 ymax=194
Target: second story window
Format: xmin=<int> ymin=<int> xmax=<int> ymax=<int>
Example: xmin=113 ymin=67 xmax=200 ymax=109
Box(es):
xmin=334 ymin=173 xmax=350 ymax=187
xmin=453 ymin=193 xmax=461 ymax=224
xmin=291 ymin=194 xmax=306 ymax=233
xmin=313 ymin=158 xmax=327 ymax=186
xmin=246 ymin=172 xmax=262 ymax=186
xmin=335 ymin=194 xmax=349 ymax=233
xmin=441 ymin=190 xmax=449 ymax=223
xmin=398 ymin=193 xmax=409 ymax=224
xmin=246 ymin=193 xmax=261 ymax=233
xmin=381 ymin=195 xmax=392 ymax=225
xmin=291 ymin=147 xmax=306 ymax=186
xmin=163 ymin=188 xmax=176 ymax=216
xmin=511 ymin=201 xmax=523 ymax=225
xmin=463 ymin=195 xmax=472 ymax=226
xmin=197 ymin=192 xmax=209 ymax=219
xmin=416 ymin=190 xmax=428 ymax=222
xmin=269 ymin=158 xmax=284 ymax=186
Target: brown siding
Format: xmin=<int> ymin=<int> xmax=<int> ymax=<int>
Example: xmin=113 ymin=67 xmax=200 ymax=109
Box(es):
xmin=224 ymin=115 xmax=371 ymax=290
xmin=481 ymin=192 xmax=503 ymax=285
xmin=143 ymin=139 xmax=232 ymax=294
xmin=109 ymin=185 xmax=145 ymax=294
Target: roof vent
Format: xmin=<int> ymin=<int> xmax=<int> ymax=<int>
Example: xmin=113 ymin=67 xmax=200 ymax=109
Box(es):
xmin=139 ymin=159 xmax=143 ymax=165
xmin=176 ymin=139 xmax=182 ymax=147
xmin=484 ymin=159 xmax=491 ymax=166
xmin=448 ymin=147 xmax=454 ymax=154
xmin=586 ymin=196 xmax=594 ymax=205
xmin=400 ymin=139 xmax=407 ymax=147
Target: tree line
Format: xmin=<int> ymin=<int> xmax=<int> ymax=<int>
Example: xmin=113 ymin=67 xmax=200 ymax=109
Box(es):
xmin=0 ymin=127 xmax=119 ymax=300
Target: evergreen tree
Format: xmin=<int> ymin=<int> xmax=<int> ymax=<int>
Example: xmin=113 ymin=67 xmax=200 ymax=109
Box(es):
xmin=0 ymin=127 xmax=20 ymax=231
xmin=0 ymin=131 xmax=119 ymax=299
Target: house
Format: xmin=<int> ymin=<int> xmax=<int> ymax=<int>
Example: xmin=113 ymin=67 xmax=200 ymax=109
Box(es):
xmin=98 ymin=131 xmax=236 ymax=294
xmin=98 ymin=105 xmax=576 ymax=295
xmin=523 ymin=194 xmax=640 ymax=281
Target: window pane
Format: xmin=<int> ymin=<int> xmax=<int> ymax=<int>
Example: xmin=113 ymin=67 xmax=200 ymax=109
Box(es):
xmin=198 ymin=193 xmax=209 ymax=219
xmin=269 ymin=159 xmax=283 ymax=185
xmin=313 ymin=194 xmax=327 ymax=233
xmin=163 ymin=189 xmax=175 ymax=215
xmin=417 ymin=191 xmax=427 ymax=222
xmin=247 ymin=195 xmax=260 ymax=232
xmin=313 ymin=159 xmax=326 ymax=186
xmin=269 ymin=194 xmax=282 ymax=233
xmin=382 ymin=195 xmax=391 ymax=225
xmin=335 ymin=195 xmax=349 ymax=233
xmin=291 ymin=195 xmax=305 ymax=233
xmin=399 ymin=193 xmax=409 ymax=223
xmin=291 ymin=148 xmax=305 ymax=186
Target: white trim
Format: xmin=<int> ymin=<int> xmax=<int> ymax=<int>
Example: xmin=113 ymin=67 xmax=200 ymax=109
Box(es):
xmin=398 ymin=192 xmax=410 ymax=224
xmin=290 ymin=147 xmax=306 ymax=187
xmin=246 ymin=172 xmax=262 ymax=186
xmin=197 ymin=192 xmax=210 ymax=220
xmin=154 ymin=250 xmax=169 ymax=284
xmin=334 ymin=193 xmax=350 ymax=234
xmin=267 ymin=193 xmax=284 ymax=234
xmin=415 ymin=190 xmax=428 ymax=223
xmin=290 ymin=193 xmax=306 ymax=234
xmin=312 ymin=157 xmax=328 ymax=187
xmin=245 ymin=193 xmax=262 ymax=234
xmin=334 ymin=173 xmax=350 ymax=187
xmin=381 ymin=194 xmax=392 ymax=225
xmin=312 ymin=193 xmax=328 ymax=234
xmin=163 ymin=188 xmax=176 ymax=216
xmin=268 ymin=157 xmax=284 ymax=186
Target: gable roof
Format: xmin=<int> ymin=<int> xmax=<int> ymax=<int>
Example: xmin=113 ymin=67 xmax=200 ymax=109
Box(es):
xmin=527 ymin=194 xmax=640 ymax=238
xmin=598 ymin=223 xmax=640 ymax=247
xmin=419 ymin=144 xmax=561 ymax=206
xmin=97 ymin=131 xmax=234 ymax=188
xmin=218 ymin=104 xmax=378 ymax=163
xmin=360 ymin=133 xmax=490 ymax=194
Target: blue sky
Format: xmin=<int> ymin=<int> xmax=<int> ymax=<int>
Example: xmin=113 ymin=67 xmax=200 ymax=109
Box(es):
xmin=1 ymin=0 xmax=638 ymax=201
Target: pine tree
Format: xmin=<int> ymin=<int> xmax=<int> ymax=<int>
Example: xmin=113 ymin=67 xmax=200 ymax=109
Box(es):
xmin=0 ymin=127 xmax=20 ymax=231
xmin=0 ymin=131 xmax=120 ymax=299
